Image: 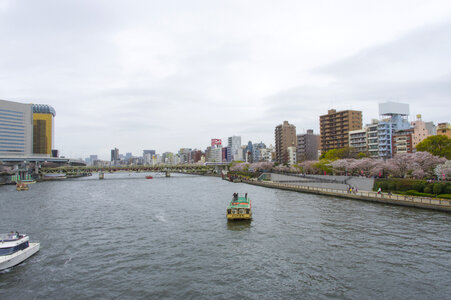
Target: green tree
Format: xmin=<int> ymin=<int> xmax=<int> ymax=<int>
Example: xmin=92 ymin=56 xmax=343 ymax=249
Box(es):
xmin=416 ymin=135 xmax=451 ymax=159
xmin=357 ymin=152 xmax=367 ymax=159
xmin=321 ymin=147 xmax=357 ymax=161
xmin=433 ymin=183 xmax=442 ymax=196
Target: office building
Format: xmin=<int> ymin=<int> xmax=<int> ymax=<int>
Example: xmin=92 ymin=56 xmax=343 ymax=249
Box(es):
xmin=227 ymin=136 xmax=242 ymax=162
xmin=0 ymin=99 xmax=33 ymax=156
xmin=275 ymin=121 xmax=296 ymax=164
xmin=178 ymin=148 xmax=192 ymax=164
xmin=111 ymin=148 xmax=119 ymax=162
xmin=252 ymin=142 xmax=266 ymax=162
xmin=296 ymin=129 xmax=320 ymax=161
xmin=320 ymin=109 xmax=362 ymax=153
xmin=143 ymin=150 xmax=156 ymax=156
xmin=32 ymin=104 xmax=56 ymax=155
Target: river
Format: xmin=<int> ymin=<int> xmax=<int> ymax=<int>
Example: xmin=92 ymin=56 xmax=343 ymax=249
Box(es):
xmin=1 ymin=173 xmax=450 ymax=299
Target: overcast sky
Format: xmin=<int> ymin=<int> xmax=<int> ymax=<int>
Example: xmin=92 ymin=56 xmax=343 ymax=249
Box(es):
xmin=1 ymin=0 xmax=450 ymax=160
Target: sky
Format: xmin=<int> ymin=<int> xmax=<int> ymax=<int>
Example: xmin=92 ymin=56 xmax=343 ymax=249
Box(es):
xmin=1 ymin=0 xmax=450 ymax=160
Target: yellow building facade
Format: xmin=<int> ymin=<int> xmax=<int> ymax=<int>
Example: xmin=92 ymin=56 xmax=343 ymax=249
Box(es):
xmin=33 ymin=113 xmax=53 ymax=154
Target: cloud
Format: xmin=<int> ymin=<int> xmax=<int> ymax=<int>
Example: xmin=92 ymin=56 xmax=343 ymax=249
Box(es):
xmin=263 ymin=21 xmax=451 ymax=133
xmin=1 ymin=1 xmax=451 ymax=158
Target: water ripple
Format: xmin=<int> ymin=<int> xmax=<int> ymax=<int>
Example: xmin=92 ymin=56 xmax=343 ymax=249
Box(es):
xmin=0 ymin=174 xmax=450 ymax=299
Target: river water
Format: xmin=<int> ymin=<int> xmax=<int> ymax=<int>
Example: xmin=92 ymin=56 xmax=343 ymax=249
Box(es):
xmin=1 ymin=173 xmax=450 ymax=299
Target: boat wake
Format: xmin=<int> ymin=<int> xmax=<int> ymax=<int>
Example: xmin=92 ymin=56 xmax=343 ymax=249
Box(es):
xmin=64 ymin=256 xmax=72 ymax=265
xmin=155 ymin=213 xmax=167 ymax=222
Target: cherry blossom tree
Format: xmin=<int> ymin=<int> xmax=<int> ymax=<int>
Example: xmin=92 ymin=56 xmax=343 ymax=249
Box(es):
xmin=230 ymin=162 xmax=248 ymax=172
xmin=387 ymin=153 xmax=419 ymax=178
xmin=411 ymin=151 xmax=446 ymax=178
xmin=330 ymin=159 xmax=350 ymax=174
xmin=299 ymin=160 xmax=319 ymax=174
xmin=249 ymin=162 xmax=274 ymax=172
xmin=273 ymin=164 xmax=290 ymax=172
xmin=435 ymin=160 xmax=451 ymax=180
xmin=352 ymin=158 xmax=376 ymax=176
xmin=0 ymin=165 xmax=14 ymax=174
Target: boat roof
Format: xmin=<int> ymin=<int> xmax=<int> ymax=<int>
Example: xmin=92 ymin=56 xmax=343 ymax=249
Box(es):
xmin=0 ymin=233 xmax=25 ymax=242
xmin=228 ymin=196 xmax=251 ymax=208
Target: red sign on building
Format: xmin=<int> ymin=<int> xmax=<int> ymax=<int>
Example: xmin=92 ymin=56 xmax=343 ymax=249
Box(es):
xmin=211 ymin=139 xmax=222 ymax=147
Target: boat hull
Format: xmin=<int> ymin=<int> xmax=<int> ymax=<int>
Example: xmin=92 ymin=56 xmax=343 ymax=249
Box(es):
xmin=227 ymin=213 xmax=252 ymax=220
xmin=0 ymin=242 xmax=40 ymax=271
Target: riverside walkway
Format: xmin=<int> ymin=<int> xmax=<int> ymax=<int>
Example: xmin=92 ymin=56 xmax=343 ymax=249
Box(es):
xmin=237 ymin=179 xmax=451 ymax=213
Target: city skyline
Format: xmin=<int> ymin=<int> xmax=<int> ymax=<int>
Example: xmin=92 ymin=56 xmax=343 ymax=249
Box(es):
xmin=1 ymin=1 xmax=451 ymax=159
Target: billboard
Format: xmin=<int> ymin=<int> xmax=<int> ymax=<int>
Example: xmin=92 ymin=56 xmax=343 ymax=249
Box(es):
xmin=379 ymin=102 xmax=409 ymax=116
xmin=211 ymin=138 xmax=222 ymax=147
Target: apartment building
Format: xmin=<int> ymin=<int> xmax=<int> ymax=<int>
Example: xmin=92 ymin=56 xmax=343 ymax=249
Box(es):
xmin=320 ymin=109 xmax=362 ymax=153
xmin=275 ymin=121 xmax=296 ymax=164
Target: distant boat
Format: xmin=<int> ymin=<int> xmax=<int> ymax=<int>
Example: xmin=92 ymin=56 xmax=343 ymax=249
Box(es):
xmin=145 ymin=176 xmax=153 ymax=179
xmin=16 ymin=183 xmax=29 ymax=191
xmin=0 ymin=232 xmax=40 ymax=271
xmin=42 ymin=174 xmax=66 ymax=181
xmin=21 ymin=180 xmax=36 ymax=184
xmin=227 ymin=194 xmax=252 ymax=220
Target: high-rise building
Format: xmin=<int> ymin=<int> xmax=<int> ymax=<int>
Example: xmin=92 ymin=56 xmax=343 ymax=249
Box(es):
xmin=296 ymin=129 xmax=320 ymax=161
xmin=377 ymin=102 xmax=410 ymax=158
xmin=0 ymin=99 xmax=33 ymax=156
xmin=320 ymin=109 xmax=362 ymax=153
xmin=252 ymin=142 xmax=266 ymax=162
xmin=227 ymin=136 xmax=242 ymax=162
xmin=178 ymin=148 xmax=192 ymax=164
xmin=275 ymin=121 xmax=297 ymax=164
xmin=111 ymin=148 xmax=119 ymax=162
xmin=208 ymin=146 xmax=222 ymax=162
xmin=143 ymin=150 xmax=156 ymax=156
xmin=244 ymin=141 xmax=253 ymax=163
xmin=222 ymin=147 xmax=228 ymax=162
xmin=32 ymin=104 xmax=56 ymax=155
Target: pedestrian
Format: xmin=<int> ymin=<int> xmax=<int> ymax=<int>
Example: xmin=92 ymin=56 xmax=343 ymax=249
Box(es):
xmin=245 ymin=193 xmax=248 ymax=199
xmin=377 ymin=187 xmax=381 ymax=194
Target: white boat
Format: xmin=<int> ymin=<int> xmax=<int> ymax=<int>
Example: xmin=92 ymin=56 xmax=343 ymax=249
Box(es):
xmin=0 ymin=232 xmax=40 ymax=271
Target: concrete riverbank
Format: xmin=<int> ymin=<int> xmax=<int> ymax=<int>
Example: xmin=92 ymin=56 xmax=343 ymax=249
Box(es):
xmin=236 ymin=179 xmax=451 ymax=213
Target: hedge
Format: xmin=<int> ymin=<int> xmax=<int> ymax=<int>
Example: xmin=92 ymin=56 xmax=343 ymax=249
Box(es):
xmin=374 ymin=179 xmax=451 ymax=196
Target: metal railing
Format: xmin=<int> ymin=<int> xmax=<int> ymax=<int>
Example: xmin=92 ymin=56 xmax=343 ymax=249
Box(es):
xmin=244 ymin=179 xmax=451 ymax=207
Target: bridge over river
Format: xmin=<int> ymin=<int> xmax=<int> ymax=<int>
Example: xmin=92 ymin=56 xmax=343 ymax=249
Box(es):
xmin=39 ymin=163 xmax=229 ymax=178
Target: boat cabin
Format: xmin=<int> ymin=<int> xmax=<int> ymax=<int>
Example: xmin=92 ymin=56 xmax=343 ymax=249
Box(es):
xmin=0 ymin=233 xmax=30 ymax=256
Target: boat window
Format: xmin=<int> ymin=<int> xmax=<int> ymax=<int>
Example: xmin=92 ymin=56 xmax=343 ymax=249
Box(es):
xmin=0 ymin=241 xmax=29 ymax=256
xmin=0 ymin=247 xmax=15 ymax=256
